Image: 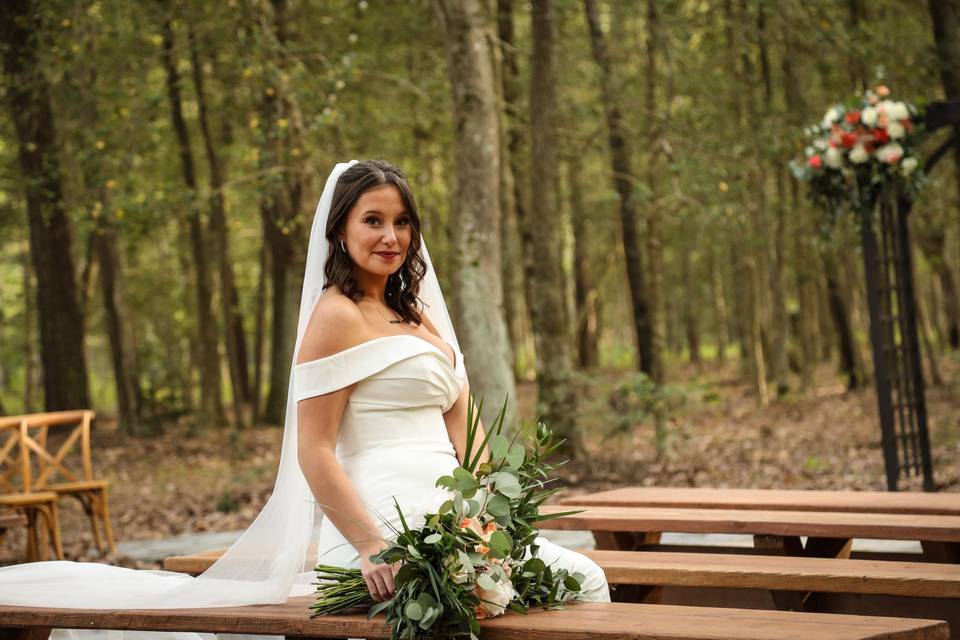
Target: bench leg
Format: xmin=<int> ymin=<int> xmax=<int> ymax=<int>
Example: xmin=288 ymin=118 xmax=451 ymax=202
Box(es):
xmin=610 ymin=584 xmax=661 ymax=604
xmin=593 ymin=531 xmax=661 ymax=551
xmin=0 ymin=627 xmax=53 ymax=640
xmin=752 ymin=535 xmax=807 ymax=612
xmin=921 ymin=541 xmax=960 ymax=563
xmin=803 ymin=537 xmax=852 ymax=559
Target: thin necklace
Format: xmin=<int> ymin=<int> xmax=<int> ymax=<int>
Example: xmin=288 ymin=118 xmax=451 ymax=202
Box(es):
xmin=362 ymin=298 xmax=404 ymax=324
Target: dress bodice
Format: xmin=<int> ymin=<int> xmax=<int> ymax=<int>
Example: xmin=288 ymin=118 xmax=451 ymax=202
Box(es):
xmin=293 ymin=333 xmax=467 ymax=458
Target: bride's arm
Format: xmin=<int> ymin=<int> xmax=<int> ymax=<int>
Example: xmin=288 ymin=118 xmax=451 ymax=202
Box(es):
xmin=296 ymin=296 xmax=396 ymax=602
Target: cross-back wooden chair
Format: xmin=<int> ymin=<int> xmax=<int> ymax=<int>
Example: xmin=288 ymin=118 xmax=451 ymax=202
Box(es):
xmin=0 ymin=410 xmax=115 ymax=556
xmin=0 ymin=418 xmax=63 ymax=561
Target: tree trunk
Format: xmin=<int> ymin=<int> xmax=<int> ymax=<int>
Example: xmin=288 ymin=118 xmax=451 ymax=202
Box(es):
xmin=22 ymin=249 xmax=36 ymax=412
xmin=159 ymin=7 xmax=224 ymax=425
xmin=1 ymin=0 xmax=91 ymax=411
xmin=824 ymin=252 xmax=862 ymax=390
xmin=433 ymin=0 xmax=518 ymax=429
xmin=681 ymin=241 xmax=701 ymax=365
xmin=709 ymin=247 xmax=729 ymax=362
xmin=188 ymin=24 xmax=251 ymax=427
xmin=525 ymin=0 xmax=579 ymax=456
xmin=565 ymin=157 xmax=600 ymax=370
xmin=927 ymin=0 xmax=960 ymax=349
xmin=496 ymin=0 xmax=533 ymax=380
xmin=582 ymin=0 xmax=655 ymax=377
xmin=253 ymin=239 xmax=268 ymax=421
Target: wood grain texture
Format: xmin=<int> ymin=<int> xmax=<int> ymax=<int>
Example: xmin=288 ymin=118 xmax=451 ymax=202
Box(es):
xmin=540 ymin=505 xmax=960 ymax=543
xmin=0 ymin=598 xmax=948 ymax=639
xmin=163 ymin=548 xmax=960 ymax=598
xmin=559 ymin=488 xmax=960 ymax=516
xmin=0 ymin=513 xmax=27 ymax=528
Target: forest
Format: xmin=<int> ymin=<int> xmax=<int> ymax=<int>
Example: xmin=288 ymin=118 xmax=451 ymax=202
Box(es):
xmin=1 ymin=0 xmax=958 ymax=489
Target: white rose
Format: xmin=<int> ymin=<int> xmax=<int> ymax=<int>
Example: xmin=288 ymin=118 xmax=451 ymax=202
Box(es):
xmin=886 ymin=121 xmax=905 ymax=139
xmin=876 ymin=142 xmax=904 ymax=164
xmin=476 ymin=575 xmax=515 ymax=618
xmin=824 ymin=146 xmax=844 ymax=169
xmin=849 ymin=144 xmax=869 ymax=164
xmin=889 ymin=101 xmax=909 ymax=120
xmin=861 ymin=107 xmax=878 ymax=127
xmin=901 ymin=157 xmax=918 ymax=176
xmin=821 ymin=107 xmax=842 ymax=128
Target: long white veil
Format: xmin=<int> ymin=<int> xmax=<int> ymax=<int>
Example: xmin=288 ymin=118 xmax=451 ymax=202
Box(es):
xmin=0 ymin=160 xmax=466 ymax=635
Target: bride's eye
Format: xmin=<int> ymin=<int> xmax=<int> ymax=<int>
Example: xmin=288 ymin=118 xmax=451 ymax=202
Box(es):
xmin=396 ymin=217 xmax=410 ymax=227
xmin=363 ymin=216 xmax=380 ymax=226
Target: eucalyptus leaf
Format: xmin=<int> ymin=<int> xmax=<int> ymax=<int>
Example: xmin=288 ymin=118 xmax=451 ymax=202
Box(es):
xmin=476 ymin=573 xmax=497 ymax=590
xmin=489 ymin=433 xmax=509 ymax=460
xmin=404 ymin=600 xmax=423 ymax=621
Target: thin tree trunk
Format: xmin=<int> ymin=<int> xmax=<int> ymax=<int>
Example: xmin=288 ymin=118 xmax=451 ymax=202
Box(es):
xmin=526 ymin=0 xmax=579 ymax=456
xmin=583 ymin=0 xmax=655 ymax=377
xmin=497 ymin=0 xmax=536 ymax=380
xmin=188 ymin=24 xmax=250 ymax=427
xmin=709 ymin=247 xmax=729 ymax=362
xmin=1 ymin=0 xmax=91 ymax=411
xmin=433 ymin=0 xmax=518 ymax=429
xmin=252 ymin=238 xmax=268 ymax=421
xmin=681 ymin=241 xmax=701 ymax=365
xmin=824 ymin=253 xmax=862 ymax=390
xmin=565 ymin=157 xmax=599 ymax=369
xmin=22 ymin=249 xmax=36 ymax=412
xmin=644 ymin=0 xmax=666 ymax=385
xmin=159 ymin=6 xmax=223 ymax=425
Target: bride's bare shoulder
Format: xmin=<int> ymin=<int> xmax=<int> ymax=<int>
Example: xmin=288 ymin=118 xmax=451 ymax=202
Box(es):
xmin=297 ymin=290 xmax=367 ymax=364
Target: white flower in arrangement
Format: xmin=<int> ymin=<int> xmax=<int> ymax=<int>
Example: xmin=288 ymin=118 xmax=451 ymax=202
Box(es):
xmin=887 ymin=121 xmax=906 ymax=139
xmin=861 ymin=106 xmax=878 ymax=127
xmin=813 ymin=138 xmax=828 ymax=151
xmin=805 ymin=146 xmax=816 ymax=157
xmin=888 ymin=101 xmax=909 ymax=121
xmin=876 ymin=142 xmax=904 ymax=164
xmin=824 ymin=146 xmax=844 ymax=169
xmin=901 ymin=157 xmax=919 ymax=176
xmin=821 ymin=106 xmax=842 ymax=128
xmin=475 ymin=572 xmax=516 ymax=618
xmin=849 ymin=144 xmax=870 ymax=164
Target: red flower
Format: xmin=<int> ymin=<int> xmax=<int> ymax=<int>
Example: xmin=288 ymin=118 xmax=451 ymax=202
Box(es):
xmin=809 ymin=155 xmax=822 ymax=169
xmin=841 ymin=132 xmax=857 ymax=148
xmin=903 ymin=119 xmax=913 ymax=132
xmin=872 ymin=128 xmax=890 ymax=144
xmin=846 ymin=111 xmax=861 ymax=124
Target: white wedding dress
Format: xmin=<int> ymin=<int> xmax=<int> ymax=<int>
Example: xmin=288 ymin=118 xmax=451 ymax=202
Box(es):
xmin=295 ymin=333 xmax=610 ymax=602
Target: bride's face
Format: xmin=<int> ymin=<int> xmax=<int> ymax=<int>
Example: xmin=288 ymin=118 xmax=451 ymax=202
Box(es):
xmin=340 ymin=184 xmax=412 ymax=278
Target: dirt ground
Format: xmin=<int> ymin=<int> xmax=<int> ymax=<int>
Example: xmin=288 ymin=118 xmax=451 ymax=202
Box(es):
xmin=2 ymin=356 xmax=958 ymax=568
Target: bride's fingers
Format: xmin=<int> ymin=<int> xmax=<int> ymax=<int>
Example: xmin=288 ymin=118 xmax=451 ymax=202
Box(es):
xmin=364 ymin=574 xmax=384 ymax=602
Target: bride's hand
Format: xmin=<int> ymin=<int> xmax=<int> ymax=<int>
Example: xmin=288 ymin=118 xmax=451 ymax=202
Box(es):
xmin=359 ymin=545 xmax=398 ymax=603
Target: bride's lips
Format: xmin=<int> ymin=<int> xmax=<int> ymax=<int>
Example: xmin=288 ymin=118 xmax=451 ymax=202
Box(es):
xmin=374 ymin=251 xmax=399 ymax=260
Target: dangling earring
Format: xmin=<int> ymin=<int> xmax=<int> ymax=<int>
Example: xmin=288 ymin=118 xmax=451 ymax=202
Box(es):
xmin=340 ymin=239 xmax=347 ymax=253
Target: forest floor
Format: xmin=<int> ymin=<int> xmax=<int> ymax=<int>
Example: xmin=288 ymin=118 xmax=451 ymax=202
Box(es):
xmin=2 ymin=354 xmax=958 ymax=568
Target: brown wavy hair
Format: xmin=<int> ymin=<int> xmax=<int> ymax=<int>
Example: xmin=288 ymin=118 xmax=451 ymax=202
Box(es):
xmin=322 ymin=159 xmax=427 ymax=325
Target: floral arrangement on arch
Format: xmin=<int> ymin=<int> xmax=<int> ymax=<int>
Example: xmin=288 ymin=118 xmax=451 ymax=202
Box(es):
xmin=791 ymin=85 xmax=928 ymax=217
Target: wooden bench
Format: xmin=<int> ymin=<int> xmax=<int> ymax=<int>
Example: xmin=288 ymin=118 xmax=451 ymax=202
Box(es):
xmin=559 ymin=487 xmax=960 ymax=516
xmin=0 ymin=596 xmax=949 ymax=639
xmin=539 ymin=505 xmax=960 ymax=562
xmin=162 ymin=547 xmax=960 ymax=599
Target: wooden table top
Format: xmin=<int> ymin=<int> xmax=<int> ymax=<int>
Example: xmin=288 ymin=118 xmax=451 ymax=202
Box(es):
xmin=560 ymin=487 xmax=960 ymax=516
xmin=539 ymin=505 xmax=960 ymax=542
xmin=0 ymin=597 xmax=948 ymax=639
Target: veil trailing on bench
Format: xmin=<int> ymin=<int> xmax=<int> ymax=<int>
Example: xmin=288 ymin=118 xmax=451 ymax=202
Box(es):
xmin=0 ymin=160 xmax=467 ymax=637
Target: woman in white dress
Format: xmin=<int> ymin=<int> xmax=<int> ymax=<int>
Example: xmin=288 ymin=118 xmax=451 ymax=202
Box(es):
xmin=294 ymin=158 xmax=609 ymax=603
xmin=0 ymin=159 xmax=606 ymax=639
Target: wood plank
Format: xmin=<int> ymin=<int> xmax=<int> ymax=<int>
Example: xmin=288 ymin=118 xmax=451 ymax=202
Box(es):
xmin=163 ymin=548 xmax=960 ymax=599
xmin=560 ymin=487 xmax=960 ymax=516
xmin=0 ymin=598 xmax=948 ymax=640
xmin=540 ymin=505 xmax=960 ymax=543
xmin=582 ymin=550 xmax=960 ymax=598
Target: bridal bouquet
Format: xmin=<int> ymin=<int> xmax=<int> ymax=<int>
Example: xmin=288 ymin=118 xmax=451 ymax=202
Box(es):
xmin=790 ymin=85 xmax=928 ymax=217
xmin=311 ymin=397 xmax=585 ymax=640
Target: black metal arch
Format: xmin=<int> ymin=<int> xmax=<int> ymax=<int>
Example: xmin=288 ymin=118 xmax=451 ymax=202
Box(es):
xmin=861 ymin=100 xmax=959 ymax=491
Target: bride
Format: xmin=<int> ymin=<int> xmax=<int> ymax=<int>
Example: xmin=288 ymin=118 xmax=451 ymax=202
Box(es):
xmin=0 ymin=159 xmax=608 ymax=637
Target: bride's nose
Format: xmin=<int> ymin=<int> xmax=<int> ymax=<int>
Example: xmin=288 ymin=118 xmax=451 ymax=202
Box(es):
xmin=380 ymin=225 xmax=398 ymax=246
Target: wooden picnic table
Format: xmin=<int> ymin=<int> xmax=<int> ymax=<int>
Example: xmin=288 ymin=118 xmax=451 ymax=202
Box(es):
xmin=559 ymin=487 xmax=960 ymax=516
xmin=0 ymin=596 xmax=949 ymax=640
xmin=539 ymin=505 xmax=960 ymax=562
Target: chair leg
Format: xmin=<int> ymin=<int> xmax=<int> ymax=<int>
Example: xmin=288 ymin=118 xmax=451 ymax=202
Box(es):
xmin=98 ymin=489 xmax=117 ymax=555
xmin=46 ymin=500 xmax=64 ymax=560
xmin=34 ymin=507 xmax=49 ymax=561
xmin=78 ymin=492 xmax=105 ymax=554
xmin=24 ymin=509 xmax=38 ymax=562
